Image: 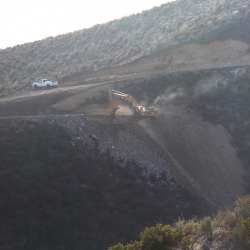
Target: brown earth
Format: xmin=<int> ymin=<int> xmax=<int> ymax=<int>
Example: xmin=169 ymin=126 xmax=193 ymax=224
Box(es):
xmin=138 ymin=106 xmax=244 ymax=205
xmin=61 ymin=39 xmax=250 ymax=85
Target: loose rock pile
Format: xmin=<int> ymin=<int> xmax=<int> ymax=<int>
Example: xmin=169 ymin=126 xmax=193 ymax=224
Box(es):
xmin=30 ymin=114 xmax=173 ymax=181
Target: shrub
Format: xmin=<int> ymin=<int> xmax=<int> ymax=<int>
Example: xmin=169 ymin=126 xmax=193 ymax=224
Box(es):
xmin=109 ymin=223 xmax=192 ymax=250
xmin=213 ymin=209 xmax=237 ymax=230
xmin=139 ymin=224 xmax=181 ymax=249
xmin=200 ymin=217 xmax=213 ymax=238
xmin=175 ymin=217 xmax=199 ymax=235
xmin=227 ymin=220 xmax=248 ymax=247
xmin=109 ymin=195 xmax=250 ymax=250
xmin=108 ymin=241 xmax=142 ymax=250
xmin=235 ymin=195 xmax=250 ymax=218
xmin=243 ymin=217 xmax=250 ymax=245
xmin=179 ymin=234 xmax=193 ymax=249
xmin=108 ymin=243 xmax=126 ymax=250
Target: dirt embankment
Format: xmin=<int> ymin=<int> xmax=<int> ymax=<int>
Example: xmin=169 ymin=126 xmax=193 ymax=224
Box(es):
xmin=61 ymin=39 xmax=250 ymax=85
xmin=139 ymin=106 xmax=244 ymax=206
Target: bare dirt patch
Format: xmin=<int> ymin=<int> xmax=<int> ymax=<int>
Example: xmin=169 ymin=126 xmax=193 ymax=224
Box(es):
xmin=62 ymin=39 xmax=250 ymax=85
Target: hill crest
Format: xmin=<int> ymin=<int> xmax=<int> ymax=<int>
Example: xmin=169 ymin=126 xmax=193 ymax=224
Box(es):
xmin=0 ymin=0 xmax=250 ymax=96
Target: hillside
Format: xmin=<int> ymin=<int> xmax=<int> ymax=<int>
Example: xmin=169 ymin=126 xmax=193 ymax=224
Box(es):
xmin=0 ymin=116 xmax=214 ymax=249
xmin=0 ymin=0 xmax=250 ymax=249
xmin=61 ymin=39 xmax=250 ymax=85
xmin=0 ymin=0 xmax=250 ymax=96
xmin=0 ymin=64 xmax=249 ymax=249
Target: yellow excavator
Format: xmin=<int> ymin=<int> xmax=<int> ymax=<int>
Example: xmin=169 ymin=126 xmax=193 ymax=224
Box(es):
xmin=109 ymin=89 xmax=157 ymax=117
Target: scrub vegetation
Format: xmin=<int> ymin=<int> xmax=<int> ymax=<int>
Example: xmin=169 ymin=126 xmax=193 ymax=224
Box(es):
xmin=0 ymin=0 xmax=249 ymax=96
xmin=109 ymin=195 xmax=250 ymax=250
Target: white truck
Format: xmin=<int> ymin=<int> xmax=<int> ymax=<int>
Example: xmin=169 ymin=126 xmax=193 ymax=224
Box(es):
xmin=32 ymin=79 xmax=58 ymax=89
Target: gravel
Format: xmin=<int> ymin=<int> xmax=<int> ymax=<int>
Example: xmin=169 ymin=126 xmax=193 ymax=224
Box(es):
xmin=30 ymin=114 xmax=173 ymax=181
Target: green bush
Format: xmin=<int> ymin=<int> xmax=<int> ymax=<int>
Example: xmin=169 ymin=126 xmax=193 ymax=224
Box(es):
xmin=109 ymin=196 xmax=250 ymax=249
xmin=227 ymin=220 xmax=248 ymax=247
xmin=108 ymin=243 xmax=126 ymax=250
xmin=140 ymin=224 xmax=181 ymax=249
xmin=235 ymin=195 xmax=250 ymax=218
xmin=179 ymin=234 xmax=193 ymax=249
xmin=200 ymin=217 xmax=213 ymax=238
xmin=109 ymin=223 xmax=192 ymax=250
xmin=175 ymin=217 xmax=199 ymax=235
xmin=243 ymin=217 xmax=250 ymax=245
xmin=108 ymin=242 xmax=142 ymax=250
xmin=213 ymin=209 xmax=237 ymax=230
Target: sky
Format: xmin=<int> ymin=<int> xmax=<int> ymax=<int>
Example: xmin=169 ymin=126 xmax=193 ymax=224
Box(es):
xmin=0 ymin=0 xmax=175 ymax=49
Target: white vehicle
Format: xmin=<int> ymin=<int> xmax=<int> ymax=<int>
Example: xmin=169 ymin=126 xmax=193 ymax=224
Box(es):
xmin=32 ymin=79 xmax=58 ymax=89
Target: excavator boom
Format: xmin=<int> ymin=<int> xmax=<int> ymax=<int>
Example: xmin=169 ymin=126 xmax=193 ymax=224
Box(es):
xmin=109 ymin=89 xmax=157 ymax=117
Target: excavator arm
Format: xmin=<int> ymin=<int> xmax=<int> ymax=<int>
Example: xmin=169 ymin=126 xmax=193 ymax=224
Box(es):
xmin=109 ymin=90 xmax=120 ymax=115
xmin=109 ymin=89 xmax=157 ymax=117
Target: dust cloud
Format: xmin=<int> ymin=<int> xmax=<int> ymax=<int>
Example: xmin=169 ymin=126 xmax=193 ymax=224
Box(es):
xmin=194 ymin=73 xmax=224 ymax=95
xmin=154 ymin=72 xmax=228 ymax=106
xmin=154 ymin=88 xmax=184 ymax=104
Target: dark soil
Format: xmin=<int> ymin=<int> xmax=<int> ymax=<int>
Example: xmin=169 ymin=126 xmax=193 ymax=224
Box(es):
xmin=0 ymin=118 xmax=212 ymax=250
